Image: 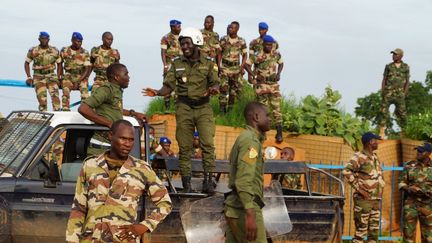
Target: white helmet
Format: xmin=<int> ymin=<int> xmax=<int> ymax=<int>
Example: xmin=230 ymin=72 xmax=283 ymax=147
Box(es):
xmin=179 ymin=27 xmax=203 ymax=46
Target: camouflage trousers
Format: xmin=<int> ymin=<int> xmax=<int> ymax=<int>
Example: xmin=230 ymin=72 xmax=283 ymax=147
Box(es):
xmin=255 ymin=83 xmax=282 ymax=124
xmin=353 ymin=198 xmax=381 ymax=243
xmin=62 ymin=73 xmax=89 ymax=111
xmin=92 ymin=75 xmax=108 ymax=93
xmin=379 ymin=88 xmax=406 ymax=128
xmin=33 ymin=73 xmax=60 ymax=111
xmin=402 ymin=197 xmax=432 ymax=243
xmin=219 ymin=67 xmax=243 ymax=108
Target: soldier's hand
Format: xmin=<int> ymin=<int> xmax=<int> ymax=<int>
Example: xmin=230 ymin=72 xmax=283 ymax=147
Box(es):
xmin=245 ymin=209 xmax=257 ymax=241
xmin=118 ymin=224 xmax=148 ymax=241
xmin=26 ymin=77 xmax=33 ymax=86
xmin=142 ymin=88 xmax=158 ymax=97
xmin=203 ymin=85 xmax=220 ymax=96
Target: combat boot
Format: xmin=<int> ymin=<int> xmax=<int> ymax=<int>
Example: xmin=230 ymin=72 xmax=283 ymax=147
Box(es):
xmin=202 ymin=172 xmax=216 ymax=194
xmin=164 ymin=100 xmax=171 ymax=110
xmin=220 ymin=105 xmax=227 ymax=115
xmin=181 ymin=176 xmax=192 ymax=193
xmin=275 ymin=124 xmax=283 ymax=143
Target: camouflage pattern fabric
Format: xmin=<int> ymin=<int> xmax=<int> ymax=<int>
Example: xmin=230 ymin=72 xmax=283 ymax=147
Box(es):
xmin=160 ymin=32 xmax=182 ymax=103
xmin=248 ymin=37 xmax=279 ymax=56
xmin=219 ymin=35 xmax=247 ymax=107
xmin=200 ymin=29 xmax=221 ymax=60
xmin=399 ymin=159 xmax=432 ymax=242
xmin=352 ymin=199 xmax=381 ymax=243
xmin=26 ymin=45 xmax=61 ymax=111
xmin=61 ymin=46 xmax=91 ymax=110
xmin=247 ymin=50 xmax=284 ymax=124
xmin=66 ymin=153 xmax=172 ymax=243
xmin=343 ymin=151 xmax=385 ymax=243
xmin=282 ymin=174 xmax=301 ymax=190
xmin=90 ymin=46 xmax=120 ymax=92
xmin=383 ymin=62 xmax=410 ymax=89
xmin=379 ymin=87 xmax=406 ymax=128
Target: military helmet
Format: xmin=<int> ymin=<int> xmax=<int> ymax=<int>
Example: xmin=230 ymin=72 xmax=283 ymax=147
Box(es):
xmin=179 ymin=27 xmax=203 ymax=46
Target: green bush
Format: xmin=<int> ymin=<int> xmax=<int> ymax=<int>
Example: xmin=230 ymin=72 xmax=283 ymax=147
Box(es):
xmin=404 ymin=111 xmax=432 ymax=141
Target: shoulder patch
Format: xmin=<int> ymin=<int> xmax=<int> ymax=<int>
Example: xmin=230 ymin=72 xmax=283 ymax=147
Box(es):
xmin=249 ymin=147 xmax=258 ymax=159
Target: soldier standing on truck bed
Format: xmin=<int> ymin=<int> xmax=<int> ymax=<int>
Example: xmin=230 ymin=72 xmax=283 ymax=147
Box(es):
xmin=224 ymin=101 xmax=270 ymax=243
xmin=343 ymin=132 xmax=385 ymax=243
xmin=398 ymin=142 xmax=432 ymax=243
xmin=66 ymin=119 xmax=172 ymax=243
xmin=90 ymin=31 xmax=120 ymax=92
xmin=60 ymin=32 xmax=91 ymax=111
xmin=24 ymin=31 xmax=62 ymax=111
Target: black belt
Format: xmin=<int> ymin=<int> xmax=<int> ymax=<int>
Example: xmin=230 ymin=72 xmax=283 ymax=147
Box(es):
xmin=177 ymin=96 xmax=209 ymax=107
xmin=222 ymin=59 xmax=240 ymax=67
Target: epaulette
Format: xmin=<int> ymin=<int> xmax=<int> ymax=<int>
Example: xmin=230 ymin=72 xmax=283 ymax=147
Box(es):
xmin=171 ymin=56 xmax=180 ymax=62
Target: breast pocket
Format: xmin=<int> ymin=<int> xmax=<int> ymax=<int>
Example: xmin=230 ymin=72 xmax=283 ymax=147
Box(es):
xmin=88 ymin=173 xmax=109 ymax=202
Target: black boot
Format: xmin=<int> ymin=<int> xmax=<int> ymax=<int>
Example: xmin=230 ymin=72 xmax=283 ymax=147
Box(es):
xmin=220 ymin=105 xmax=226 ymax=115
xmin=202 ymin=172 xmax=216 ymax=194
xmin=182 ymin=176 xmax=192 ymax=193
xmin=164 ymin=100 xmax=171 ymax=110
xmin=275 ymin=124 xmax=283 ymax=143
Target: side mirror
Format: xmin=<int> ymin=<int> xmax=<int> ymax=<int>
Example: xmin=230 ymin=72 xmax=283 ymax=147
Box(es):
xmin=44 ymin=159 xmax=60 ymax=188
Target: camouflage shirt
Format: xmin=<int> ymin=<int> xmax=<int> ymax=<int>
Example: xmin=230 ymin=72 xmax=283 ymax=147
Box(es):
xmin=343 ymin=150 xmax=385 ymax=200
xmin=82 ymin=82 xmax=123 ymax=123
xmin=225 ymin=125 xmax=265 ymax=214
xmin=399 ymin=159 xmax=432 ymax=204
xmin=200 ymin=29 xmax=221 ymax=59
xmin=383 ymin=62 xmax=410 ymax=90
xmin=25 ymin=45 xmax=61 ymax=71
xmin=219 ymin=35 xmax=248 ymax=64
xmin=160 ymin=32 xmax=182 ymax=63
xmin=163 ymin=55 xmax=219 ymax=101
xmin=90 ymin=45 xmax=120 ymax=73
xmin=66 ymin=153 xmax=172 ymax=243
xmin=246 ymin=50 xmax=283 ymax=82
xmin=249 ymin=37 xmax=279 ymax=56
xmin=60 ymin=46 xmax=91 ymax=72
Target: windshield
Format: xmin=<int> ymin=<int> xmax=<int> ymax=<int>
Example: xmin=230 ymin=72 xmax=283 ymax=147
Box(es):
xmin=0 ymin=111 xmax=52 ymax=175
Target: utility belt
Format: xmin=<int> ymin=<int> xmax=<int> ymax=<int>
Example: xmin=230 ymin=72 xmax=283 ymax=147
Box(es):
xmin=93 ymin=69 xmax=106 ymax=76
xmin=34 ymin=69 xmax=54 ymax=75
xmin=65 ymin=68 xmax=84 ymax=75
xmin=224 ymin=188 xmax=265 ymax=209
xmin=177 ymin=95 xmax=209 ymax=107
xmin=222 ymin=59 xmax=240 ymax=67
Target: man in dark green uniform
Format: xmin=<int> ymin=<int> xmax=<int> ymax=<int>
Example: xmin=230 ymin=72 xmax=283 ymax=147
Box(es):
xmin=378 ymin=48 xmax=410 ymax=137
xmin=78 ymin=63 xmax=145 ymax=128
xmin=143 ymin=27 xmax=220 ymax=194
xmin=224 ymin=102 xmax=271 ymax=243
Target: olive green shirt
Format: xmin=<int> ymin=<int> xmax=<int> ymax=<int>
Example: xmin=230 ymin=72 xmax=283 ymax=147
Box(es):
xmin=225 ymin=125 xmax=265 ymax=212
xmin=82 ymin=82 xmax=123 ymax=123
xmin=163 ymin=55 xmax=220 ymax=100
xmin=383 ymin=62 xmax=410 ymax=89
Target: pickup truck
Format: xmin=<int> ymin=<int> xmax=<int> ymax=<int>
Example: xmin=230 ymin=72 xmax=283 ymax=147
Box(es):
xmin=0 ymin=111 xmax=345 ymax=243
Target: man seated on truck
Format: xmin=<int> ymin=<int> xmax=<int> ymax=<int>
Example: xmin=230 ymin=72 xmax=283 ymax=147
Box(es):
xmin=280 ymin=147 xmax=302 ymax=190
xmin=66 ymin=119 xmax=172 ymax=243
xmin=157 ymin=136 xmax=176 ymax=157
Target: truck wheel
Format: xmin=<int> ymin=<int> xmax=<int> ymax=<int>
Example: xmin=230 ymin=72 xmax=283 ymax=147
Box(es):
xmin=0 ymin=197 xmax=11 ymax=243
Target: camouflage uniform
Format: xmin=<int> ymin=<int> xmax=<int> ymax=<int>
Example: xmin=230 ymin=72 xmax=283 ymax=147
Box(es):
xmin=282 ymin=174 xmax=301 ymax=189
xmin=219 ymin=35 xmax=248 ymax=108
xmin=247 ymin=50 xmax=284 ymax=125
xmin=399 ymin=159 xmax=432 ymax=243
xmin=224 ymin=125 xmax=266 ymax=243
xmin=60 ymin=46 xmax=91 ymax=111
xmin=200 ymin=29 xmax=221 ymax=60
xmin=90 ymin=46 xmax=120 ymax=92
xmin=379 ymin=62 xmax=410 ymax=128
xmin=66 ymin=152 xmax=172 ymax=243
xmin=160 ymin=32 xmax=182 ymax=105
xmin=343 ymin=151 xmax=385 ymax=243
xmin=25 ymin=45 xmax=61 ymax=111
xmin=249 ymin=37 xmax=279 ymax=56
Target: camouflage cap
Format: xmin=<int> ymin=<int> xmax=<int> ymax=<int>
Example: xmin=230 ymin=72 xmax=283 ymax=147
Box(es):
xmin=391 ymin=48 xmax=404 ymax=56
xmin=415 ymin=142 xmax=432 ymax=153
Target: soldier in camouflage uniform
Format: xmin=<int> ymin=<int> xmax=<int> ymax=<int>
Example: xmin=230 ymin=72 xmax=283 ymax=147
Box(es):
xmin=24 ymin=31 xmax=62 ymax=111
xmin=281 ymin=147 xmax=302 ymax=189
xmin=60 ymin=32 xmax=91 ymax=111
xmin=245 ymin=35 xmax=284 ymax=142
xmin=249 ymin=22 xmax=279 ymax=56
xmin=378 ymin=48 xmax=410 ymax=136
xmin=161 ymin=19 xmax=182 ymax=109
xmin=200 ymin=15 xmax=221 ymax=61
xmin=217 ymin=21 xmax=248 ymax=114
xmin=224 ymin=102 xmax=270 ymax=243
xmin=343 ymin=132 xmax=385 ymax=243
xmin=66 ymin=120 xmax=172 ymax=243
xmin=399 ymin=142 xmax=432 ymax=243
xmin=90 ymin=32 xmax=120 ymax=92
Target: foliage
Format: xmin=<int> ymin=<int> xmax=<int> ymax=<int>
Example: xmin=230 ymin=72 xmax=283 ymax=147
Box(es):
xmin=284 ymin=86 xmax=370 ymax=150
xmin=404 ymin=110 xmax=432 ymax=141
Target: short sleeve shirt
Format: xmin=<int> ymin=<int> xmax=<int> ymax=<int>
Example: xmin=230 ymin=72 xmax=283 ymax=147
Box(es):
xmin=82 ymin=82 xmax=123 ymax=123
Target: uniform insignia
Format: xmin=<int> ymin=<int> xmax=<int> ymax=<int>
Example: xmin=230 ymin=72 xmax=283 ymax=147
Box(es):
xmin=182 ymin=76 xmax=187 ymax=83
xmin=249 ymin=147 xmax=258 ymax=159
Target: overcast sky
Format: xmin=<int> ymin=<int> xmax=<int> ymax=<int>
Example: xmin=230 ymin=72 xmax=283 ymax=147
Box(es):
xmin=1 ymin=0 xmax=431 ymax=117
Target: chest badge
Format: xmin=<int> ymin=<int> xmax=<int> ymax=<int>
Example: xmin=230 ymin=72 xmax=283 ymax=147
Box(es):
xmin=182 ymin=76 xmax=188 ymax=83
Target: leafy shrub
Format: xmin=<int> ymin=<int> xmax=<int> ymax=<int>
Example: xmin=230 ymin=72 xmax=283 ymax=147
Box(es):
xmin=404 ymin=111 xmax=432 ymax=141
